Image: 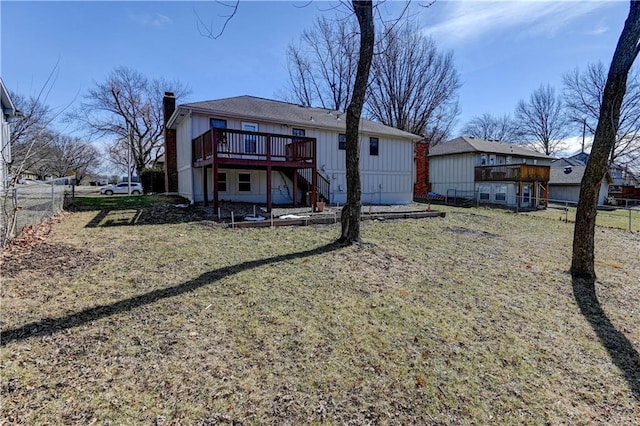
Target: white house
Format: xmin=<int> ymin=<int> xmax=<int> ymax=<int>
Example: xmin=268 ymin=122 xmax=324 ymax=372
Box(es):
xmin=1 ymin=78 xmax=18 ymax=192
xmin=429 ymin=136 xmax=552 ymax=209
xmin=164 ymin=95 xmax=423 ymax=210
xmin=549 ymin=157 xmax=612 ymax=205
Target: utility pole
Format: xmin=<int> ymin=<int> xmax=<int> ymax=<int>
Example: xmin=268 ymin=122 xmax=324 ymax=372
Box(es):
xmin=581 ymin=119 xmax=586 ymax=153
xmin=127 ymin=122 xmax=132 ymax=195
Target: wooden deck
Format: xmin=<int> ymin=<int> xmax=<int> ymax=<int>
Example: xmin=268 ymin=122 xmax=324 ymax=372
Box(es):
xmin=192 ymin=128 xmax=329 ymax=211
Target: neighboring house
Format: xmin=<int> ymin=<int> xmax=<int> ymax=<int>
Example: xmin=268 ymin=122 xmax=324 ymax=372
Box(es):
xmin=608 ymin=162 xmax=640 ymax=197
xmin=554 ymin=152 xmax=639 ymax=200
xmin=428 ymin=136 xmax=552 ymax=209
xmin=1 ymin=78 xmax=17 ymax=192
xmin=164 ymin=95 xmax=423 ymax=210
xmin=548 ymin=160 xmax=612 ymax=205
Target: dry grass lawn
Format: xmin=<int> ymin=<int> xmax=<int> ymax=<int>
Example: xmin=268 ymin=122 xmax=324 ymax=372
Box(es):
xmin=1 ymin=203 xmax=639 ymax=424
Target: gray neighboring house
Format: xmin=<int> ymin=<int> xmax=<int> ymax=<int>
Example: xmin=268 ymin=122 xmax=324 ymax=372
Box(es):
xmin=429 ymin=136 xmax=552 ymax=209
xmin=549 ymin=158 xmax=612 ymax=205
xmin=1 ymin=78 xmax=18 ymax=192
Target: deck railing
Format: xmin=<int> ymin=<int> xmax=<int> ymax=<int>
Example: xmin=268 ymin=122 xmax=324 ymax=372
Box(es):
xmin=475 ymin=164 xmax=550 ymax=182
xmin=193 ymin=128 xmax=316 ymax=163
xmin=297 ymin=169 xmax=331 ymax=202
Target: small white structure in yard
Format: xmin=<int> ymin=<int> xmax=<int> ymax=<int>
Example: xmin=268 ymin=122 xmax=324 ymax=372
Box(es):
xmin=549 ymin=159 xmax=612 ymax=206
xmin=165 ymin=95 xmax=423 ymax=210
xmin=429 ymin=136 xmax=552 ymax=209
xmin=1 ymin=78 xmax=18 ymax=192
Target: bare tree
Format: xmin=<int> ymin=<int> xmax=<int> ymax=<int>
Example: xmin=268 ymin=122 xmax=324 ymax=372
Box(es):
xmin=48 ymin=135 xmax=101 ymax=182
xmin=283 ymin=16 xmax=359 ymax=111
xmin=367 ymin=22 xmax=460 ymax=143
xmin=6 ymin=92 xmax=58 ymax=179
xmin=69 ymin=67 xmax=189 ymax=176
xmin=572 ymin=1 xmax=640 ymax=283
xmin=461 ymin=113 xmax=518 ymax=142
xmin=340 ymin=0 xmax=375 ymax=244
xmin=563 ymin=62 xmax=640 ymax=166
xmin=283 ymin=17 xmax=460 ymax=144
xmin=515 ymin=84 xmax=570 ymax=156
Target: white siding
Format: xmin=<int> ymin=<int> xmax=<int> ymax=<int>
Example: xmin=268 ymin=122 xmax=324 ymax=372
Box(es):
xmin=429 ymin=153 xmax=476 ymax=197
xmin=176 ymin=115 xmax=193 ymax=200
xmin=1 ymin=111 xmax=12 ymax=191
xmin=180 ymin=112 xmax=415 ymax=205
xmin=194 ymin=169 xmax=295 ymax=205
xmin=549 ymin=181 xmax=609 ymax=205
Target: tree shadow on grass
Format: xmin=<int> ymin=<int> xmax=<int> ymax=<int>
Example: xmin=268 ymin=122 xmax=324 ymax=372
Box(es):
xmin=572 ymin=277 xmax=640 ymax=399
xmin=1 ymin=241 xmax=343 ymax=347
xmin=83 ymin=204 xmax=211 ymax=228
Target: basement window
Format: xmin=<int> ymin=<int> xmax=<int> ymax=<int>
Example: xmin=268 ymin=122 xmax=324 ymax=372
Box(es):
xmin=495 ymin=185 xmax=507 ymax=202
xmin=238 ymin=173 xmax=251 ymax=192
xmin=479 ymin=185 xmax=490 ymax=201
xmin=218 ymin=172 xmax=227 ymax=192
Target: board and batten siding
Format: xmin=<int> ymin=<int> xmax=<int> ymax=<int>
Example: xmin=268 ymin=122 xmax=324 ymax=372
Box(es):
xmin=188 ymin=113 xmax=415 ymax=205
xmin=429 ymin=153 xmax=476 ymax=196
xmin=176 ymin=115 xmax=193 ymax=200
xmin=549 ymin=181 xmax=609 ymax=205
xmin=193 ymin=168 xmax=294 ymax=204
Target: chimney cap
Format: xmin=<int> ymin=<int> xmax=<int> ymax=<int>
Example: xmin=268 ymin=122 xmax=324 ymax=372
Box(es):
xmin=164 ymin=91 xmax=175 ymax=97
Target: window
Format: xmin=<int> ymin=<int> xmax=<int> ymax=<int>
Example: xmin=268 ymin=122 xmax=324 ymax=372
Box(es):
xmin=369 ymin=137 xmax=379 ymax=156
xmin=218 ymin=172 xmax=227 ymax=192
xmin=238 ymin=173 xmax=251 ymax=192
xmin=506 ymin=156 xmax=512 ymax=165
xmin=292 ymin=128 xmax=305 ymax=137
xmin=210 ymin=118 xmax=227 ymax=129
xmin=479 ymin=185 xmax=490 ymax=200
xmin=495 ymin=185 xmax=507 ymax=201
xmin=480 ymin=154 xmax=487 ymax=166
xmin=489 ymin=155 xmax=496 ymax=165
xmin=242 ymin=122 xmax=258 ymax=153
xmin=338 ymin=134 xmax=346 ymax=150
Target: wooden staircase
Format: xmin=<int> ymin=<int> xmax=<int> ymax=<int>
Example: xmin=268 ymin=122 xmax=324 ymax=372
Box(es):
xmin=282 ymin=168 xmax=330 ymax=205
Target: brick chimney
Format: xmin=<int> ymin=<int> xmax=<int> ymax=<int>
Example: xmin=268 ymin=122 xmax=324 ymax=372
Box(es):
xmin=163 ymin=92 xmax=178 ymax=193
xmin=414 ymin=139 xmax=431 ymax=197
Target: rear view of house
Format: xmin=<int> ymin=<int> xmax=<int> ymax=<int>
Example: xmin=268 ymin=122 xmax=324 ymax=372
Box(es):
xmin=164 ymin=95 xmax=423 ymax=210
xmin=429 ymin=136 xmax=552 ymax=209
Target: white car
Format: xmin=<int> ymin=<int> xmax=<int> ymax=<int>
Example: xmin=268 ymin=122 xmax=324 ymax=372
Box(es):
xmin=100 ymin=182 xmax=143 ymax=195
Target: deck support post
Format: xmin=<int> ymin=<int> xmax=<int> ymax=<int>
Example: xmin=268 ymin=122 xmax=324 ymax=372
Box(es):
xmin=293 ymin=171 xmax=298 ymax=207
xmin=213 ymin=130 xmax=219 ymax=211
xmin=311 ymin=140 xmax=317 ymax=211
xmin=203 ymin=166 xmax=209 ymax=206
xmin=266 ymin=166 xmax=272 ymax=213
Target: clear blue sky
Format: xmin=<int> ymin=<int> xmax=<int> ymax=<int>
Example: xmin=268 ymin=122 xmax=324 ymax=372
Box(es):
xmin=0 ymin=1 xmax=633 ymax=143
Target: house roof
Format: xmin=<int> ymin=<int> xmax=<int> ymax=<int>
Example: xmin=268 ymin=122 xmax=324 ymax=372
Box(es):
xmin=1 ymin=78 xmax=17 ymax=118
xmin=549 ymin=164 xmax=613 ymax=185
xmin=549 ymin=165 xmax=588 ymax=185
xmin=428 ymin=136 xmax=552 ymax=159
xmin=169 ymin=95 xmax=423 ymax=141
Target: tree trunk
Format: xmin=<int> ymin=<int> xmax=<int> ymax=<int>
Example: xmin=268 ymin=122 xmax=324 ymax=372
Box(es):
xmin=571 ymin=1 xmax=640 ymax=282
xmin=339 ymin=0 xmax=374 ymax=244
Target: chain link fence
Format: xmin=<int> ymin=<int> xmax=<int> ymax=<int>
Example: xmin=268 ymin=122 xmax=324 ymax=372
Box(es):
xmin=420 ymin=184 xmax=639 ymax=232
xmin=1 ymin=177 xmax=73 ymax=247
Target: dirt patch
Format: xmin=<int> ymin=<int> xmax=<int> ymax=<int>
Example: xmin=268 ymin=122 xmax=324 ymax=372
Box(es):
xmin=1 ymin=213 xmax=108 ymax=278
xmin=443 ymin=226 xmax=499 ymax=238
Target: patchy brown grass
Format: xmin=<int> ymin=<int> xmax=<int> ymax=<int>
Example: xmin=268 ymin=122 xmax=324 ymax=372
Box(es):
xmin=1 ymin=205 xmax=639 ymax=424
